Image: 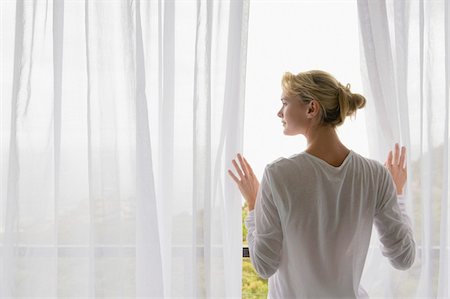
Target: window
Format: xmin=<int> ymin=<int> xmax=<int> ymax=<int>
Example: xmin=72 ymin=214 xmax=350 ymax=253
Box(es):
xmin=242 ymin=1 xmax=367 ymax=297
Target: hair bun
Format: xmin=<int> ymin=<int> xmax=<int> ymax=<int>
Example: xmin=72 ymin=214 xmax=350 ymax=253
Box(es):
xmin=346 ymin=91 xmax=366 ymax=116
xmin=336 ymin=83 xmax=366 ymax=122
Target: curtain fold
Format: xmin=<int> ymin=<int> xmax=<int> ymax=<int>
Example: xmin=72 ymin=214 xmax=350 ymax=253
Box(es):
xmin=357 ymin=0 xmax=450 ymax=297
xmin=192 ymin=0 xmax=213 ymax=297
xmin=1 ymin=0 xmax=24 ymax=296
xmin=158 ymin=0 xmax=175 ymax=297
xmin=439 ymin=3 xmax=450 ymax=296
xmin=0 ymin=0 xmax=249 ymax=297
xmin=134 ymin=0 xmax=164 ymax=297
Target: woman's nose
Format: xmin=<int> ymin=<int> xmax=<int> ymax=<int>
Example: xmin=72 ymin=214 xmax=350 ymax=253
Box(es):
xmin=277 ymin=109 xmax=283 ymax=118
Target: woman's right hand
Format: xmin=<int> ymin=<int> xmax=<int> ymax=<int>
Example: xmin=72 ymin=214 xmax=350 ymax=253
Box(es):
xmin=385 ymin=143 xmax=407 ymax=195
xmin=228 ymin=153 xmax=260 ymax=211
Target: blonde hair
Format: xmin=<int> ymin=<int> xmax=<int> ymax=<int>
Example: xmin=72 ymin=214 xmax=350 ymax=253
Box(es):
xmin=281 ymin=70 xmax=366 ymax=127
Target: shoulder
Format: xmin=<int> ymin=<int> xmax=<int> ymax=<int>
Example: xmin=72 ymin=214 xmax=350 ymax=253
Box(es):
xmin=263 ymin=153 xmax=310 ymax=177
xmin=351 ymin=152 xmax=392 ymax=187
xmin=266 ymin=156 xmax=288 ymax=170
xmin=351 ymin=151 xmax=385 ymax=171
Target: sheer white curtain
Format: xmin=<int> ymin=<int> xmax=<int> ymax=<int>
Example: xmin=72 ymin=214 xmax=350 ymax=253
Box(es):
xmin=0 ymin=0 xmax=248 ymax=297
xmin=357 ymin=0 xmax=449 ymax=297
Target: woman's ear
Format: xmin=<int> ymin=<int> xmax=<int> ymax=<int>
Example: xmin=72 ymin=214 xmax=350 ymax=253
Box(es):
xmin=306 ymin=100 xmax=320 ymax=118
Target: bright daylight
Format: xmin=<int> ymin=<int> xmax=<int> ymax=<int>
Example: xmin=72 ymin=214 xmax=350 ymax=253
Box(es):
xmin=1 ymin=0 xmax=449 ymax=298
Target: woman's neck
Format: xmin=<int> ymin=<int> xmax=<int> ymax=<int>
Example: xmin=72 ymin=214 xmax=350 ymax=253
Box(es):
xmin=304 ymin=125 xmax=350 ymax=166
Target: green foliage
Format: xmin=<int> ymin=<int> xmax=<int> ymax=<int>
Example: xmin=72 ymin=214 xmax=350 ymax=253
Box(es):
xmin=242 ymin=258 xmax=268 ymax=299
xmin=242 ymin=203 xmax=268 ymax=298
xmin=242 ymin=202 xmax=248 ymax=244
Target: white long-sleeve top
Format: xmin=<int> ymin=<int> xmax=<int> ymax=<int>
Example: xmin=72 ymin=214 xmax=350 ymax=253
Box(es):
xmin=245 ymin=150 xmax=415 ymax=299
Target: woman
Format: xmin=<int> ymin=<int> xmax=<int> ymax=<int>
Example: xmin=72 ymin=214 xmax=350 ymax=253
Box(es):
xmin=228 ymin=70 xmax=415 ymax=298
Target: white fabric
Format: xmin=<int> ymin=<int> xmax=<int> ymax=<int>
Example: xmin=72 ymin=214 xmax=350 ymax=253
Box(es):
xmin=357 ymin=0 xmax=450 ymax=297
xmin=1 ymin=0 xmax=249 ymax=297
xmin=245 ymin=150 xmax=415 ymax=298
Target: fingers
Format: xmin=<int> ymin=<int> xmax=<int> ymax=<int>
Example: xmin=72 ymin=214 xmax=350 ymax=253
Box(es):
xmin=393 ymin=143 xmax=400 ymax=165
xmin=237 ymin=154 xmax=249 ymax=176
xmin=386 ymin=143 xmax=407 ymax=169
xmin=228 ymin=153 xmax=248 ymax=182
xmin=227 ymin=169 xmax=240 ymax=184
xmin=232 ymin=159 xmax=245 ymax=179
xmin=227 ymin=152 xmax=257 ymax=185
xmin=386 ymin=150 xmax=393 ymax=167
xmin=399 ymin=146 xmax=406 ymax=169
xmin=243 ymin=156 xmax=255 ymax=176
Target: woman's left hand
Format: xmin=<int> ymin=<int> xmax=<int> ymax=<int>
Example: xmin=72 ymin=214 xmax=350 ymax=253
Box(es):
xmin=385 ymin=143 xmax=407 ymax=195
xmin=228 ymin=153 xmax=260 ymax=211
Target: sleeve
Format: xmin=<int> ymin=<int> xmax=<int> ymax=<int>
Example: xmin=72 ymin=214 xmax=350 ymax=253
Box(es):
xmin=374 ymin=167 xmax=416 ymax=270
xmin=244 ymin=166 xmax=283 ymax=279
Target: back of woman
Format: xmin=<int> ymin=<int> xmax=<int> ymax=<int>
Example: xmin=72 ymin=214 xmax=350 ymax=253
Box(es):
xmin=257 ymin=150 xmax=409 ymax=298
xmin=229 ymin=70 xmax=415 ymax=298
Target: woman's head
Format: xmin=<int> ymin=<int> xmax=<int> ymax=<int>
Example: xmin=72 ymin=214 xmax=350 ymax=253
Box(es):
xmin=281 ymin=70 xmax=366 ymax=127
